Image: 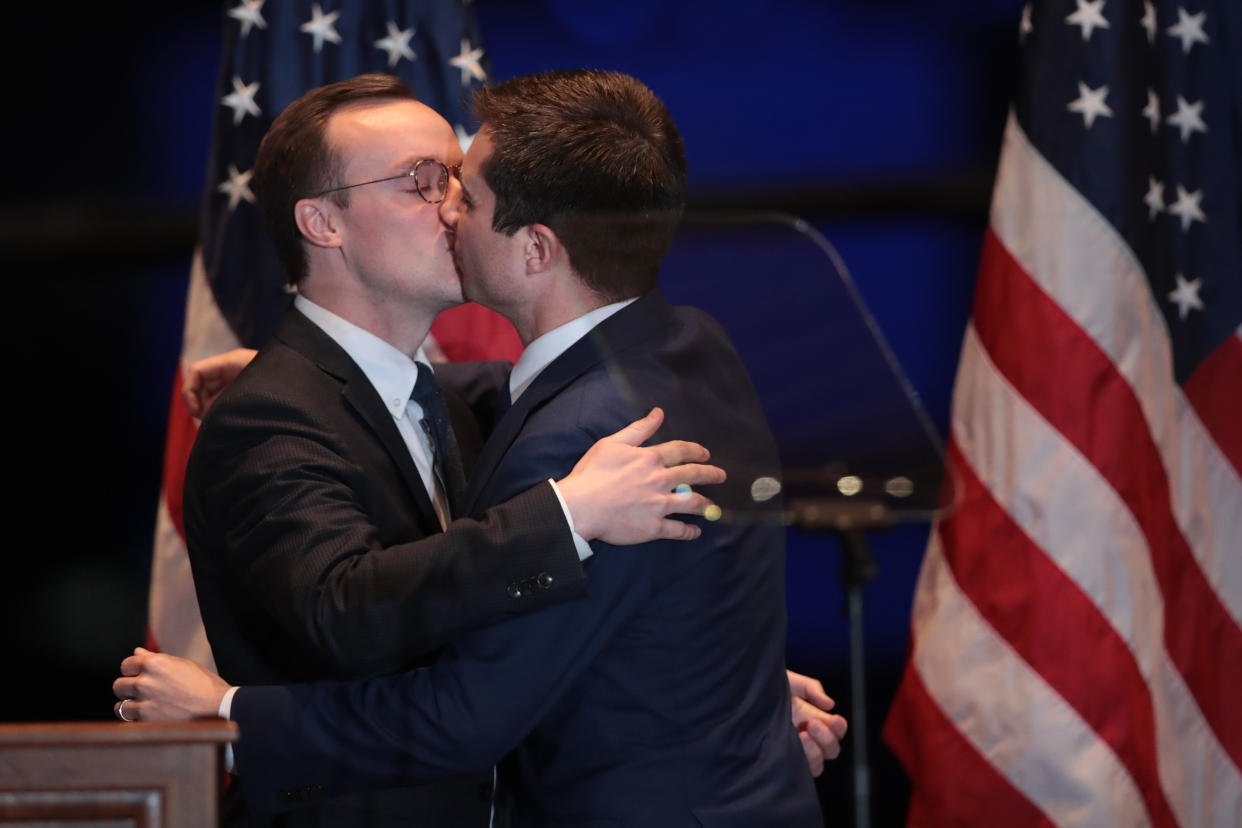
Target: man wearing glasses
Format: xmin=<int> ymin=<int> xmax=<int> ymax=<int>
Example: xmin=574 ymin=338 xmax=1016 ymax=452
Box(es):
xmin=175 ymin=74 xmax=729 ymax=828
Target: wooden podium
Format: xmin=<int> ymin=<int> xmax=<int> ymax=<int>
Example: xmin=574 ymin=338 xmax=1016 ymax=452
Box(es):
xmin=0 ymin=720 xmax=237 ymax=827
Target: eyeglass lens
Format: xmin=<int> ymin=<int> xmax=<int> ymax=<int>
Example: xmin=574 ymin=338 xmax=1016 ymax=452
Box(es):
xmin=414 ymin=159 xmax=449 ymax=204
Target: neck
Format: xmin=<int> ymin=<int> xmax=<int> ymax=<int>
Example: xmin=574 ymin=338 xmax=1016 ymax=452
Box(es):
xmin=512 ymin=278 xmax=611 ymax=347
xmin=301 ymin=277 xmax=436 ymax=356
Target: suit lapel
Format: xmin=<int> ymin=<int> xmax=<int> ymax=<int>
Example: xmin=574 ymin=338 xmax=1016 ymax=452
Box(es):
xmin=463 ymin=291 xmax=674 ymax=514
xmin=273 ymin=309 xmax=441 ymax=535
xmin=461 ymin=365 xmax=559 ymax=514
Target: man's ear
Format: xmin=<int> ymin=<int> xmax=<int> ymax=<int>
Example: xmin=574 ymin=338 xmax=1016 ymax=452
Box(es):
xmin=524 ymin=224 xmax=561 ymax=274
xmin=294 ymin=198 xmax=342 ymax=248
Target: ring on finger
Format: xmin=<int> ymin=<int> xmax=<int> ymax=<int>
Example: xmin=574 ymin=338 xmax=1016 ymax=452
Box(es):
xmin=116 ymin=699 xmax=134 ymax=723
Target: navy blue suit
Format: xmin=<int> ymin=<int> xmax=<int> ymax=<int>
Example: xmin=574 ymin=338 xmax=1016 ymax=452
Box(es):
xmin=231 ymin=291 xmax=822 ymax=826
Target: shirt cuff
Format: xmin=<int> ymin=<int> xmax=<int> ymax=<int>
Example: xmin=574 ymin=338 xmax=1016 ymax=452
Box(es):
xmin=547 ymin=478 xmax=594 ymax=561
xmin=220 ymin=686 xmax=240 ymax=774
xmin=219 ymin=685 xmax=239 ymax=718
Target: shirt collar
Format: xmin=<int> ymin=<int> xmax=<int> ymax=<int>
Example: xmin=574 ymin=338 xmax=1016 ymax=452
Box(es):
xmin=509 ymin=297 xmax=637 ymax=403
xmin=295 ymin=294 xmax=430 ymax=419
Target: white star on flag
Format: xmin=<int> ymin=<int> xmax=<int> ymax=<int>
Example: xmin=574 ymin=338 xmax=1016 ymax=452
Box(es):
xmin=1142 ymin=89 xmax=1160 ymax=132
xmin=449 ymin=39 xmax=486 ymax=86
xmin=1168 ymin=185 xmax=1205 ymax=231
xmin=217 ymin=164 xmax=256 ymax=211
xmin=1166 ymin=7 xmax=1209 ymax=53
xmin=227 ymin=0 xmax=266 ymax=38
xmin=1067 ymin=81 xmax=1112 ymax=128
xmin=1167 ymin=273 xmax=1204 ymax=319
xmin=1166 ymin=95 xmax=1206 ymax=142
xmin=455 ymin=124 xmax=477 ymax=153
xmin=1140 ymin=1 xmax=1157 ymax=44
xmin=1144 ymin=177 xmax=1165 ymax=220
xmin=374 ymin=22 xmax=416 ymax=68
xmin=1020 ymin=4 xmax=1033 ymax=39
xmin=301 ymin=4 xmax=342 ymax=53
xmin=221 ymin=76 xmax=261 ymax=125
xmin=1066 ymin=0 xmax=1109 ymax=41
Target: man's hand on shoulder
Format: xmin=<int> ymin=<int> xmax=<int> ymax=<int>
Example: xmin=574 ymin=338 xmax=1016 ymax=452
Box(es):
xmin=556 ymin=408 xmax=726 ymax=545
xmin=182 ymin=348 xmax=258 ymax=419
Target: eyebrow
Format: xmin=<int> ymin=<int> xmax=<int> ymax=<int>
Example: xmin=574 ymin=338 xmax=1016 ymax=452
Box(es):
xmin=389 ymin=156 xmax=424 ymax=175
xmin=390 ymin=156 xmax=459 ymax=174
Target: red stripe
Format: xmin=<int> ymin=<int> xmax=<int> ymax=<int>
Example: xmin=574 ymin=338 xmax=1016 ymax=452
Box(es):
xmin=1183 ymin=332 xmax=1242 ymax=479
xmin=160 ymin=368 xmax=198 ymax=543
xmin=430 ymin=301 xmax=522 ymax=362
xmin=884 ymin=646 xmax=1055 ymax=828
xmin=973 ymin=227 xmax=1242 ymax=768
xmin=939 ymin=441 xmax=1178 ymax=828
xmin=147 ymin=368 xmax=200 ymax=655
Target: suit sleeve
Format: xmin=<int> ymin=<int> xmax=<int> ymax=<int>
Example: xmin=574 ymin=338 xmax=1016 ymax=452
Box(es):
xmin=186 ymin=391 xmax=586 ymax=678
xmin=229 ymin=424 xmax=663 ymax=815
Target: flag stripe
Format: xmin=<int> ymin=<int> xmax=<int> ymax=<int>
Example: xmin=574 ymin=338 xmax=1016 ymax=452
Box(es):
xmin=885 ymin=6 xmax=1242 ymax=825
xmin=989 ymin=115 xmax=1242 ymax=630
xmin=909 ymin=531 xmax=1155 ymax=827
xmin=883 ymin=652 xmax=1055 ymax=828
xmin=951 ymin=324 xmax=1242 ymax=828
xmin=939 ymin=442 xmax=1177 ymax=828
xmin=159 ymin=373 xmax=196 ymax=543
xmin=147 ymin=251 xmax=238 ymax=666
xmin=1182 ymin=329 xmax=1242 ymax=480
xmin=429 ymin=303 xmax=522 ymax=363
xmin=148 ymin=494 xmax=215 ymax=668
xmin=183 ymin=249 xmax=246 ymax=365
xmin=974 ymin=213 xmax=1242 ymax=769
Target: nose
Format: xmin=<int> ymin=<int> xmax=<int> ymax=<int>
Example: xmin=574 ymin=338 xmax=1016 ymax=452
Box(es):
xmin=439 ymin=177 xmax=461 ymax=229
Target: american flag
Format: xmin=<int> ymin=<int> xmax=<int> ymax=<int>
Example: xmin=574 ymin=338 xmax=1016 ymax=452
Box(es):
xmin=147 ymin=0 xmax=519 ymax=669
xmin=883 ymin=0 xmax=1241 ymax=825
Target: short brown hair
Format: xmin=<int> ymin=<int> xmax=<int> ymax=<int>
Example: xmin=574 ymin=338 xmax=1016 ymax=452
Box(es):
xmin=253 ymin=74 xmax=417 ymax=286
xmin=472 ymin=70 xmax=686 ymax=302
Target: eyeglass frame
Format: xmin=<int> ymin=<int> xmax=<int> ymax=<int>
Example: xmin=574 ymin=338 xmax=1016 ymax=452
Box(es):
xmin=306 ymin=158 xmax=463 ymax=204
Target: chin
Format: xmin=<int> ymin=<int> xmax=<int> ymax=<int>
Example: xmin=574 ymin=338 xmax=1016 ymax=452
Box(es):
xmin=440 ymin=283 xmax=466 ymax=309
xmin=459 ymin=276 xmax=483 ymax=305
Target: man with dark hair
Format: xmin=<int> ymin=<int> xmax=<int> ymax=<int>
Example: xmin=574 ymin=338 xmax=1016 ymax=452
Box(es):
xmin=469 ymin=71 xmax=685 ymax=303
xmin=168 ymin=72 xmax=732 ymax=827
xmin=117 ymin=70 xmax=838 ymax=825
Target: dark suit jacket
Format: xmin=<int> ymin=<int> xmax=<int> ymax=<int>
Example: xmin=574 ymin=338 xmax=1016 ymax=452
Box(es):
xmin=230 ymin=292 xmax=823 ymax=826
xmin=184 ymin=308 xmax=587 ymax=826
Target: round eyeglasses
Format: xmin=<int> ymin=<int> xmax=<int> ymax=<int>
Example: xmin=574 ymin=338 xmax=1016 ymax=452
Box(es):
xmin=308 ymin=159 xmax=462 ymax=204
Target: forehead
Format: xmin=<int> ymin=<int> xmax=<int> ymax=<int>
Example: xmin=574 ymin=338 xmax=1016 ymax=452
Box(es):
xmin=326 ymin=99 xmax=460 ymax=174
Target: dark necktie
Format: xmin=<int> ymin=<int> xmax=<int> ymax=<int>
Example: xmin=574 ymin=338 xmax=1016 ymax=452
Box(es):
xmin=410 ymin=363 xmax=467 ymax=519
xmin=497 ymin=380 xmax=513 ymax=416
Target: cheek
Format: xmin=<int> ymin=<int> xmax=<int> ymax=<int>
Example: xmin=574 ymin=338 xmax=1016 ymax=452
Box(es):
xmin=458 ymin=224 xmax=484 ymax=263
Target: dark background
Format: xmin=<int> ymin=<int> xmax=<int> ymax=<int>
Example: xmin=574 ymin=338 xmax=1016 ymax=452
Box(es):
xmin=3 ymin=1 xmax=1023 ymax=824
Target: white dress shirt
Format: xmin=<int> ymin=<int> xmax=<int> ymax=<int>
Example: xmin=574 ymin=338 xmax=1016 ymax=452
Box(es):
xmin=508 ymin=298 xmax=637 ymax=404
xmin=296 ymin=294 xmax=451 ymax=529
